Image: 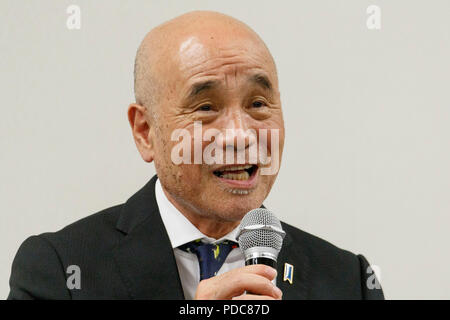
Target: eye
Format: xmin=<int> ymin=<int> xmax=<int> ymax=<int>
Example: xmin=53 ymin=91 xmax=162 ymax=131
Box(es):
xmin=198 ymin=104 xmax=213 ymax=111
xmin=252 ymin=100 xmax=266 ymax=108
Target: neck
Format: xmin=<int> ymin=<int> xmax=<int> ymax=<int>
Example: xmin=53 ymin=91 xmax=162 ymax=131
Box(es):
xmin=161 ymin=186 xmax=239 ymax=239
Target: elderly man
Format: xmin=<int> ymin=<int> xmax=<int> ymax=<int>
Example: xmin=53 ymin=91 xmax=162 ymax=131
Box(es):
xmin=8 ymin=11 xmax=384 ymax=300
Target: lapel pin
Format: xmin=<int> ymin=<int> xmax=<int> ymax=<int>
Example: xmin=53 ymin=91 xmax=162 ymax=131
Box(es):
xmin=283 ymin=263 xmax=294 ymax=284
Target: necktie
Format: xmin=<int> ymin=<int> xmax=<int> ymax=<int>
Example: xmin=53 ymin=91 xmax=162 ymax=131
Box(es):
xmin=179 ymin=239 xmax=238 ymax=280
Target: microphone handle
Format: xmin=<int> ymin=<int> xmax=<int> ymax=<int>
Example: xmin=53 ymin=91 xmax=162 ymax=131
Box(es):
xmin=245 ymin=257 xmax=277 ymax=287
xmin=245 ymin=257 xmax=277 ymax=269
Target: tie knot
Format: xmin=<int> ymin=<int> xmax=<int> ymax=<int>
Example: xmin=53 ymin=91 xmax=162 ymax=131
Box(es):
xmin=179 ymin=239 xmax=238 ymax=280
xmin=179 ymin=239 xmax=237 ymax=253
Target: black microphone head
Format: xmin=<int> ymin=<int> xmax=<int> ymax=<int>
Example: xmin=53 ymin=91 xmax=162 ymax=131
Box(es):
xmin=237 ymin=208 xmax=286 ymax=262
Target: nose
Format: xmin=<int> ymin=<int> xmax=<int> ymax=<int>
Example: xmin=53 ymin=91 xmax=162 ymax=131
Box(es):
xmin=214 ymin=109 xmax=257 ymax=164
xmin=221 ymin=109 xmax=255 ymax=147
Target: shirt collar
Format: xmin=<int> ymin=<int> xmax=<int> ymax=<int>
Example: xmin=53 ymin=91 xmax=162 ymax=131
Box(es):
xmin=155 ymin=178 xmax=239 ymax=249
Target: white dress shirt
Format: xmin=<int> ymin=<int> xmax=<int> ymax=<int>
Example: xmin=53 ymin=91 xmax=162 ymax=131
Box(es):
xmin=155 ymin=178 xmax=245 ymax=300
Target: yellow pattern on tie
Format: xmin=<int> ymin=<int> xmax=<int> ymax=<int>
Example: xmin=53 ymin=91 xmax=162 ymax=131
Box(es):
xmin=213 ymin=244 xmax=220 ymax=259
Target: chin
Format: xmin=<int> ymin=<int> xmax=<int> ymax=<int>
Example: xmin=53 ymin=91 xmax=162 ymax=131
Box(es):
xmin=208 ymin=191 xmax=266 ymax=222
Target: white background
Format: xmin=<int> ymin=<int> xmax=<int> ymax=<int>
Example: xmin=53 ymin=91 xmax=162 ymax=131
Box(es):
xmin=1 ymin=0 xmax=449 ymax=299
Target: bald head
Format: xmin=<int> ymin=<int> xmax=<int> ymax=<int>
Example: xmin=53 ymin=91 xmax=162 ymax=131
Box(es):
xmin=133 ymin=11 xmax=277 ymax=115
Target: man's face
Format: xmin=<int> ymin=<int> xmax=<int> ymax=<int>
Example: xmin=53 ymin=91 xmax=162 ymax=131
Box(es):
xmin=151 ymin=33 xmax=285 ymax=223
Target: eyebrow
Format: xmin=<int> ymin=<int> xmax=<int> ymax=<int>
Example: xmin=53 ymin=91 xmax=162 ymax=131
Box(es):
xmin=249 ymin=73 xmax=273 ymax=91
xmin=186 ymin=73 xmax=273 ymax=100
xmin=187 ymin=80 xmax=218 ymax=99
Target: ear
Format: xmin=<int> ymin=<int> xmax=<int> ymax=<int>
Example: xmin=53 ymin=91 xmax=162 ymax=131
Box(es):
xmin=127 ymin=103 xmax=154 ymax=163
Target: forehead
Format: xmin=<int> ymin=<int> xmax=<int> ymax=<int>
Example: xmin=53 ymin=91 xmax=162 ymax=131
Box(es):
xmin=169 ymin=35 xmax=277 ymax=91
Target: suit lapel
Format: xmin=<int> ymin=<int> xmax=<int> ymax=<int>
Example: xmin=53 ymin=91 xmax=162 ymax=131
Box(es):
xmin=112 ymin=176 xmax=309 ymax=300
xmin=276 ymin=223 xmax=310 ymax=300
xmin=112 ymin=176 xmax=184 ymax=299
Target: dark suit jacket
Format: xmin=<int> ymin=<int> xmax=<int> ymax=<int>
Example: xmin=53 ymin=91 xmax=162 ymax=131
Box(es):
xmin=8 ymin=175 xmax=384 ymax=299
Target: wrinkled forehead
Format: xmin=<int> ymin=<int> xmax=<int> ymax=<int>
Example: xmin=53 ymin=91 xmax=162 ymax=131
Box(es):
xmin=161 ymin=31 xmax=278 ymax=89
xmin=178 ymin=35 xmax=273 ymax=68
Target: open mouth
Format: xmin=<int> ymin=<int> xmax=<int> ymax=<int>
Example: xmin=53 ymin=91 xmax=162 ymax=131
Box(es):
xmin=213 ymin=164 xmax=258 ymax=181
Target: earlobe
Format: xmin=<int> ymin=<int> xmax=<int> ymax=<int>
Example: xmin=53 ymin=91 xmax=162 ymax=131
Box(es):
xmin=127 ymin=103 xmax=155 ymax=163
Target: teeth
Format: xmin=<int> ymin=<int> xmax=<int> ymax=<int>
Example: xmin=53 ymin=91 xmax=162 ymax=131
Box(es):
xmin=220 ymin=171 xmax=250 ymax=180
xmin=230 ymin=189 xmax=250 ymax=195
xmin=222 ymin=165 xmax=253 ymax=171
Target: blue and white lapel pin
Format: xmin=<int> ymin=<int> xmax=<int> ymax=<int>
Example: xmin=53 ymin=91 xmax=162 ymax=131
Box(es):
xmin=283 ymin=263 xmax=294 ymax=284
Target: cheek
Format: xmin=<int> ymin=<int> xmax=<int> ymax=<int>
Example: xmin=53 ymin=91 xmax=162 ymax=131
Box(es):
xmin=256 ymin=126 xmax=284 ymax=157
xmin=277 ymin=129 xmax=285 ymax=155
xmin=152 ymin=124 xmax=180 ymax=179
xmin=177 ymin=164 xmax=205 ymax=183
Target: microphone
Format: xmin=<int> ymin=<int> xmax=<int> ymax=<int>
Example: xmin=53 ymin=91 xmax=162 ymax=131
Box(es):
xmin=237 ymin=208 xmax=286 ymax=282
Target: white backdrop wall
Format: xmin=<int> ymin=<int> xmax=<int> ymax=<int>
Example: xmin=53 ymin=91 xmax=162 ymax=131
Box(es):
xmin=1 ymin=0 xmax=449 ymax=299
